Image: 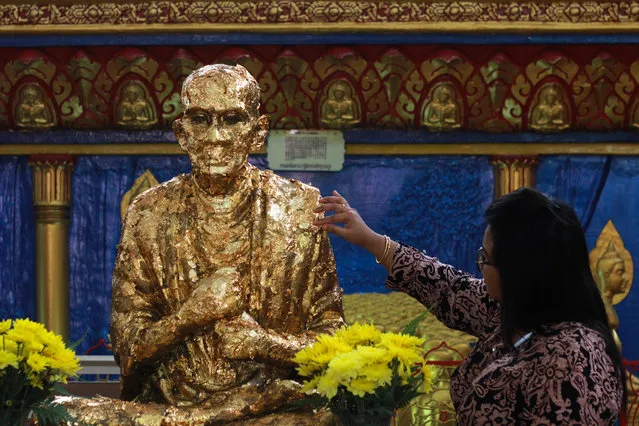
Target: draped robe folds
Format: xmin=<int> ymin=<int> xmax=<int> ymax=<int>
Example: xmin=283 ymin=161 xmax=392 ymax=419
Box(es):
xmin=59 ymin=165 xmax=344 ymax=425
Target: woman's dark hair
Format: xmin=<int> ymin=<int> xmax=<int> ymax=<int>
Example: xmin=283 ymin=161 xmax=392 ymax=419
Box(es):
xmin=485 ymin=187 xmax=627 ymax=409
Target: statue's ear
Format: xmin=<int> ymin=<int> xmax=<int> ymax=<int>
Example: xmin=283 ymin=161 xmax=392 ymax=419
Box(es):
xmin=173 ymin=118 xmax=189 ymax=152
xmin=251 ymin=115 xmax=269 ymax=152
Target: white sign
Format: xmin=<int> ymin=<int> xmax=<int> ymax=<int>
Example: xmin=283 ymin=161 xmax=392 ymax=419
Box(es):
xmin=267 ymin=130 xmax=345 ymax=171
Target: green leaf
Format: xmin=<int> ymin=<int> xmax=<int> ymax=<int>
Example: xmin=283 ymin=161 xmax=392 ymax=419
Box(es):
xmin=400 ymin=307 xmax=432 ymax=337
xmin=67 ymin=329 xmax=89 ymax=351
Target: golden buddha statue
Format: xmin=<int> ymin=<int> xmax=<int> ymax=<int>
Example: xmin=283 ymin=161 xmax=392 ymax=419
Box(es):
xmin=320 ymin=80 xmax=361 ymax=128
xmin=116 ymin=81 xmax=157 ymax=128
xmin=530 ymin=85 xmax=570 ymax=132
xmin=595 ymin=242 xmax=630 ymax=349
xmin=422 ymin=83 xmax=462 ymax=131
xmin=58 ymin=64 xmax=344 ymax=425
xmin=15 ymin=84 xmax=54 ymax=129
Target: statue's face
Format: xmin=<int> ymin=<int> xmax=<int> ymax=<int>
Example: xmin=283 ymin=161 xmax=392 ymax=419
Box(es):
xmin=124 ymin=85 xmax=140 ymax=102
xmin=174 ymin=69 xmax=268 ymax=178
xmin=546 ymin=89 xmax=557 ymax=104
xmin=334 ymin=89 xmax=345 ymax=100
xmin=24 ymin=88 xmax=38 ymax=105
xmin=438 ymin=88 xmax=450 ymax=103
xmin=607 ymin=262 xmax=628 ymax=294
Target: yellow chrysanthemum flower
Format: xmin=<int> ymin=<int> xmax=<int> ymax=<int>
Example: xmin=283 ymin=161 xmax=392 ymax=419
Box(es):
xmin=28 ymin=372 xmax=45 ymax=390
xmin=421 ymin=365 xmax=433 ymax=394
xmin=26 ymin=353 xmax=49 ymax=373
xmin=0 ymin=319 xmax=12 ymax=334
xmin=357 ymin=362 xmax=392 ymax=387
xmin=346 ymin=377 xmax=378 ymax=397
xmin=293 ymin=334 xmax=352 ymax=377
xmin=335 ymin=323 xmax=382 ymax=347
xmin=378 ymin=333 xmax=424 ymax=378
xmin=0 ymin=349 xmax=19 ymax=370
xmin=316 ymin=372 xmax=341 ymax=399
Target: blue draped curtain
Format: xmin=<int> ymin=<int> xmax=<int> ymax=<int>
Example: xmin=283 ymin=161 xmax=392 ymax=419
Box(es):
xmin=0 ymin=156 xmax=35 ymax=321
xmin=254 ymin=155 xmax=494 ymax=294
xmin=69 ymin=156 xmax=191 ymax=354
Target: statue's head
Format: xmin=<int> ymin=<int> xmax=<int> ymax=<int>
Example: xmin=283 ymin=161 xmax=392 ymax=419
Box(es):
xmin=596 ymin=242 xmax=628 ymax=295
xmin=22 ymin=85 xmax=39 ymax=105
xmin=330 ymin=81 xmax=350 ymax=101
xmin=436 ymin=85 xmax=452 ymax=103
xmin=544 ymin=87 xmax=558 ymax=105
xmin=123 ymin=83 xmax=143 ymax=103
xmin=173 ymin=64 xmax=269 ymax=178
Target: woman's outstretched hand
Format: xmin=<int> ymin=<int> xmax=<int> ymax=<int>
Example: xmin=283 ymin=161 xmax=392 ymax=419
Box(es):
xmin=313 ymin=190 xmax=397 ymax=268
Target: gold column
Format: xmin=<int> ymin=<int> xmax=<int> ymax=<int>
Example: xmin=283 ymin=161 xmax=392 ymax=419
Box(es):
xmin=491 ymin=156 xmax=539 ymax=198
xmin=29 ymin=155 xmax=73 ymax=340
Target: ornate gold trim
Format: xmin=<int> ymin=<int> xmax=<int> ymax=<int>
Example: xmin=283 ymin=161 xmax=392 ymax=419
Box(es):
xmin=0 ymin=1 xmax=638 ymax=33
xmin=3 ymin=22 xmax=639 ymax=34
xmin=4 ymin=143 xmax=639 ymax=155
xmin=28 ymin=158 xmax=73 ymax=341
xmin=491 ymin=156 xmax=539 ymax=198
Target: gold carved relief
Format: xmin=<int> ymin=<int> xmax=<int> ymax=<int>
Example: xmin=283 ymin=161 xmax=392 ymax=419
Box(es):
xmin=422 ymin=82 xmax=463 ymax=131
xmin=120 ymin=169 xmax=159 ymax=220
xmin=589 ymin=220 xmax=633 ymax=350
xmin=115 ymin=81 xmax=157 ymax=129
xmin=529 ymin=83 xmax=571 ymax=132
xmin=319 ymin=79 xmax=361 ymax=128
xmin=14 ymin=83 xmax=55 ymax=129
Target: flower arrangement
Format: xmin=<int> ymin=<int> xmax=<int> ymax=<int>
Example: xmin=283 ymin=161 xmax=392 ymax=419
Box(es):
xmin=0 ymin=319 xmax=81 ymax=426
xmin=293 ymin=322 xmax=432 ymax=426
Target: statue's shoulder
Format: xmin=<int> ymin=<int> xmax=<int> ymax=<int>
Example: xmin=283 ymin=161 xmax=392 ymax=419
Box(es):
xmin=258 ymin=169 xmax=320 ymax=208
xmin=125 ymin=174 xmax=190 ymax=221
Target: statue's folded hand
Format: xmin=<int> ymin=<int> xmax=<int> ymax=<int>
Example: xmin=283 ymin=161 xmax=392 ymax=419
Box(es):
xmin=214 ymin=313 xmax=263 ymax=360
xmin=176 ymin=267 xmax=247 ymax=331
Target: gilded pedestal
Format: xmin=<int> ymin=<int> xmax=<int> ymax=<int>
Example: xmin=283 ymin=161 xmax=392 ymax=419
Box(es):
xmin=491 ymin=156 xmax=539 ymax=198
xmin=29 ymin=155 xmax=73 ymax=341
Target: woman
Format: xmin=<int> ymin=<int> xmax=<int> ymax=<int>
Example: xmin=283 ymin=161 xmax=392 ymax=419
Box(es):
xmin=313 ymin=187 xmax=626 ymax=424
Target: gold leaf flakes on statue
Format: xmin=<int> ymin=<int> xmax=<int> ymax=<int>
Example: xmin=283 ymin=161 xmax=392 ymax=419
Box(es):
xmin=13 ymin=83 xmax=55 ymax=129
xmin=422 ymin=82 xmax=463 ymax=131
xmin=529 ymin=83 xmax=571 ymax=132
xmin=120 ymin=169 xmax=159 ymax=220
xmin=319 ymin=79 xmax=361 ymax=128
xmin=115 ymin=81 xmax=158 ymax=129
xmin=590 ymin=220 xmax=633 ymax=306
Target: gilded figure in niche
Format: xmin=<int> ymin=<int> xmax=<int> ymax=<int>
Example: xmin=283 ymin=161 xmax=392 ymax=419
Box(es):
xmin=58 ymin=64 xmax=343 ymax=425
xmin=320 ymin=80 xmax=361 ymax=128
xmin=530 ymin=84 xmax=571 ymax=132
xmin=14 ymin=84 xmax=55 ymax=129
xmin=422 ymin=83 xmax=462 ymax=131
xmin=589 ymin=220 xmax=633 ymax=350
xmin=120 ymin=169 xmax=159 ymax=220
xmin=116 ymin=81 xmax=157 ymax=128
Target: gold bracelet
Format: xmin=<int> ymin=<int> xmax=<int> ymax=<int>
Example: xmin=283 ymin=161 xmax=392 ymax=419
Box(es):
xmin=376 ymin=235 xmax=391 ymax=264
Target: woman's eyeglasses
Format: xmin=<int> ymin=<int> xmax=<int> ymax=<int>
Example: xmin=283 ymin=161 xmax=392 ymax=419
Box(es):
xmin=476 ymin=246 xmax=495 ymax=273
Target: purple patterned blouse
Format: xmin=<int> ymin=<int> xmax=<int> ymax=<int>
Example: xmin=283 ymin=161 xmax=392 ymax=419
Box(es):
xmin=386 ymin=244 xmax=623 ymax=425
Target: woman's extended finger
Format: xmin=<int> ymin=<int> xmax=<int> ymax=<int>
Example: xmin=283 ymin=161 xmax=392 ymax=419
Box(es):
xmin=313 ymin=211 xmax=352 ymax=225
xmin=314 ymin=203 xmax=348 ymax=213
xmin=318 ymin=196 xmax=347 ymax=205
